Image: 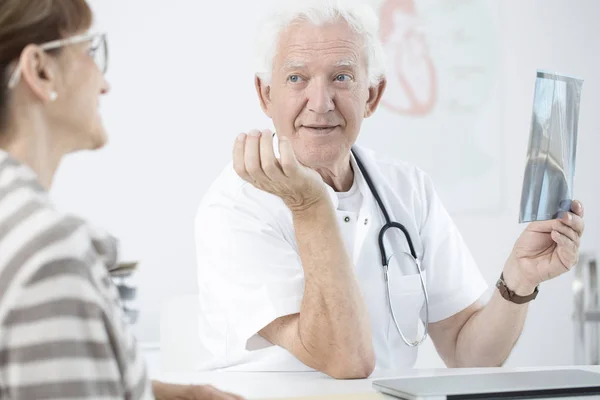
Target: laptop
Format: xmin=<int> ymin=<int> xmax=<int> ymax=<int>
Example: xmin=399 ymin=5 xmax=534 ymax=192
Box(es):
xmin=372 ymin=369 xmax=600 ymax=399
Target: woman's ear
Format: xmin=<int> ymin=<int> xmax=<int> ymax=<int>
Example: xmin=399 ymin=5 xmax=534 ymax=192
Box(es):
xmin=18 ymin=44 xmax=58 ymax=103
xmin=255 ymin=75 xmax=273 ymax=118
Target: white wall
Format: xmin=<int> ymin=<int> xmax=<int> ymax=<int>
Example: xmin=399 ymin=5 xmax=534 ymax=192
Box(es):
xmin=457 ymin=0 xmax=600 ymax=367
xmin=50 ymin=0 xmax=600 ymax=369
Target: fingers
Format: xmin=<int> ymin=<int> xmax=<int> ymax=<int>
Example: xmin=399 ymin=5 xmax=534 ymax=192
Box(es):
xmin=552 ymin=207 xmax=583 ymax=270
xmin=200 ymin=385 xmax=246 ymax=400
xmin=244 ymin=130 xmax=267 ymax=182
xmin=552 ymin=219 xmax=580 ymax=245
xmin=278 ymin=136 xmax=299 ymax=177
xmin=571 ymin=200 xmax=584 ymax=218
xmin=233 ymin=133 xmax=251 ymax=182
xmin=260 ymin=129 xmax=285 ymax=180
xmin=213 ymin=390 xmax=244 ymax=400
xmin=551 ymin=230 xmax=579 ymax=269
xmin=551 ymin=230 xmax=578 ymax=253
xmin=216 ymin=389 xmax=245 ymax=400
xmin=233 ymin=129 xmax=286 ymax=188
xmin=559 ymin=208 xmax=585 ymax=237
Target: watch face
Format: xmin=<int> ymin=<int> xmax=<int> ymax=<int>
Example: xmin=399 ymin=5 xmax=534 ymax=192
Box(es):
xmin=361 ymin=0 xmax=503 ymax=215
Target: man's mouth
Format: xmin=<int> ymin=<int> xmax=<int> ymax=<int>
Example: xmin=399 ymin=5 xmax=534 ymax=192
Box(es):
xmin=301 ymin=125 xmax=339 ymax=134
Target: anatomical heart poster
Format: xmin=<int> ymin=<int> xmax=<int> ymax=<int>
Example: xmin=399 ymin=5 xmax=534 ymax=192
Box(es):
xmin=360 ymin=0 xmax=503 ymax=214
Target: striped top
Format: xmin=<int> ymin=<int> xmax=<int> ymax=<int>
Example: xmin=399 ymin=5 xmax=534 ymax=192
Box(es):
xmin=0 ymin=151 xmax=153 ymax=399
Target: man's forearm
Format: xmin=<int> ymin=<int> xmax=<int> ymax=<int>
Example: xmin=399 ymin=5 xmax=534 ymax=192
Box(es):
xmin=453 ymin=290 xmax=529 ymax=367
xmin=292 ymin=198 xmax=374 ymax=377
xmin=452 ymin=261 xmax=535 ymax=367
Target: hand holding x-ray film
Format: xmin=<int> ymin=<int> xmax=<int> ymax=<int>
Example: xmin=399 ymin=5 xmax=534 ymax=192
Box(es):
xmin=519 ymin=70 xmax=584 ymax=223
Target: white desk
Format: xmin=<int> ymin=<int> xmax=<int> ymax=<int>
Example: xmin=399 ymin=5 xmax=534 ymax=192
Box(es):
xmin=156 ymin=366 xmax=600 ymax=399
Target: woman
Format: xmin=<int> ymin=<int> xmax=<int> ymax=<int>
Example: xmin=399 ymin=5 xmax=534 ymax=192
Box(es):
xmin=0 ymin=1 xmax=242 ymax=399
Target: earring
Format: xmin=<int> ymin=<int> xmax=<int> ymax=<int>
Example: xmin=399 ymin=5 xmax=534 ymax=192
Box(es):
xmin=49 ymin=91 xmax=58 ymax=102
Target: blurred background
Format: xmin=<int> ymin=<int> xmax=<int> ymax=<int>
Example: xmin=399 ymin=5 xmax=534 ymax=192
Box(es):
xmin=49 ymin=0 xmax=599 ymax=376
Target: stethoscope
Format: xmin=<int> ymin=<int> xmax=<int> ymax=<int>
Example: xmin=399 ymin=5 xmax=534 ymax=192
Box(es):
xmin=351 ymin=149 xmax=430 ymax=347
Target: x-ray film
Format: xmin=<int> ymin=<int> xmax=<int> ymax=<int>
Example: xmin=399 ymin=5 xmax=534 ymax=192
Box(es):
xmin=519 ymin=70 xmax=584 ymax=223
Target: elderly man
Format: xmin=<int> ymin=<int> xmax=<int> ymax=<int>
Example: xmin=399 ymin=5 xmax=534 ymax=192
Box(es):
xmin=194 ymin=0 xmax=584 ymax=378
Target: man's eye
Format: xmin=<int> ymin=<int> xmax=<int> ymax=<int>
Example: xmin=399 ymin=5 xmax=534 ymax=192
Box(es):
xmin=288 ymin=75 xmax=302 ymax=83
xmin=335 ymin=74 xmax=352 ymax=82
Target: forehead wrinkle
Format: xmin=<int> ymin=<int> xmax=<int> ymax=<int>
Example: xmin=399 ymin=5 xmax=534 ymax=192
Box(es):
xmin=285 ymin=38 xmax=358 ymax=52
xmin=280 ymin=45 xmax=360 ymax=69
xmin=276 ymin=25 xmax=368 ymax=75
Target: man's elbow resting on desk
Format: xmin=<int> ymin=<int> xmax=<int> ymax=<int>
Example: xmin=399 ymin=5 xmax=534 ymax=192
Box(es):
xmin=317 ymin=345 xmax=376 ymax=380
xmin=258 ymin=315 xmax=376 ymax=379
xmin=325 ymin=358 xmax=376 ymax=380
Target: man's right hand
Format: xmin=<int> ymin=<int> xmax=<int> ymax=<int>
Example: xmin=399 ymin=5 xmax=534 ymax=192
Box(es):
xmin=233 ymin=129 xmax=328 ymax=212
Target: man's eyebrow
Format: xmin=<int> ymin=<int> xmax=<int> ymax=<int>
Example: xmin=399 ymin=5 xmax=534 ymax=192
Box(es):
xmin=334 ymin=59 xmax=358 ymax=68
xmin=282 ymin=60 xmax=306 ymax=70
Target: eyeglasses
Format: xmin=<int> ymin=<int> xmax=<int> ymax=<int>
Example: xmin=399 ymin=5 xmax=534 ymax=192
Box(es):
xmin=7 ymin=32 xmax=108 ymax=90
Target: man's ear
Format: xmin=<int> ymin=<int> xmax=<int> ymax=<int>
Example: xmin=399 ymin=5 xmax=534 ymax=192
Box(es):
xmin=255 ymin=75 xmax=273 ymax=118
xmin=19 ymin=44 xmax=57 ymax=103
xmin=364 ymin=78 xmax=387 ymax=118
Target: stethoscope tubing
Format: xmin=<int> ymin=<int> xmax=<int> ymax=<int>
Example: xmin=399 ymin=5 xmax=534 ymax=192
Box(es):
xmin=351 ymin=148 xmax=429 ymax=347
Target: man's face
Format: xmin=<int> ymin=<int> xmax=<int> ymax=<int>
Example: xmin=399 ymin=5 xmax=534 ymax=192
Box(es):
xmin=257 ymin=19 xmax=385 ymax=169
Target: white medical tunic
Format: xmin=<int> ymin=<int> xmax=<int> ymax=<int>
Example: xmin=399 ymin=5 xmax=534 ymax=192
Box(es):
xmin=194 ymin=145 xmax=488 ymax=372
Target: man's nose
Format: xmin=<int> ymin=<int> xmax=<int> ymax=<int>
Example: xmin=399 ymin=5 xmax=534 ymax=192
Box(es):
xmin=306 ymin=79 xmax=334 ymax=114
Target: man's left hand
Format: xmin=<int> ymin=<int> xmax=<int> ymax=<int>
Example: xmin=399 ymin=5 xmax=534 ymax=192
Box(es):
xmin=180 ymin=385 xmax=245 ymax=400
xmin=152 ymin=381 xmax=245 ymax=400
xmin=503 ymin=200 xmax=585 ymax=295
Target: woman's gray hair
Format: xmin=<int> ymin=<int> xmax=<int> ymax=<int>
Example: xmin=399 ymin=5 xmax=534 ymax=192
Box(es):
xmin=254 ymin=0 xmax=386 ymax=87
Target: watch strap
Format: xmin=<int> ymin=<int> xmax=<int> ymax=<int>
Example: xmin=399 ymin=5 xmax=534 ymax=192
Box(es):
xmin=495 ymin=272 xmax=539 ymax=304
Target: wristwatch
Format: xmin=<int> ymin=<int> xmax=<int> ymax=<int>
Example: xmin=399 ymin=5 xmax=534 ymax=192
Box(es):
xmin=495 ymin=272 xmax=539 ymax=304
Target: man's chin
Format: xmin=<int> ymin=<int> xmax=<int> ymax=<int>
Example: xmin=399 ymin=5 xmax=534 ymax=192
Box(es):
xmin=296 ymin=143 xmax=350 ymax=169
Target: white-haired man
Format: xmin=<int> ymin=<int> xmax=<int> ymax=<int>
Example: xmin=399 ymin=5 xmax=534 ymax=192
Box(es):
xmin=194 ymin=0 xmax=584 ymax=378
